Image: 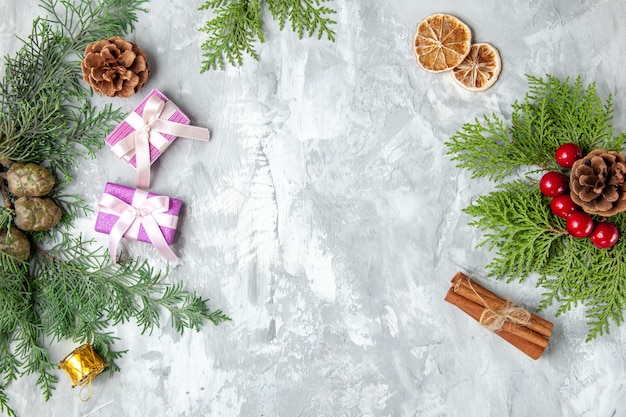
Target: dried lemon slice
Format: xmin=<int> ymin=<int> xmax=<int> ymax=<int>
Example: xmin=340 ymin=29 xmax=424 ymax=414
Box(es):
xmin=414 ymin=14 xmax=472 ymax=73
xmin=451 ymin=43 xmax=502 ymax=92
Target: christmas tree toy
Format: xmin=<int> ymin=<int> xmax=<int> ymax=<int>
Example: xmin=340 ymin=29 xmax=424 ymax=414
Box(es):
xmin=95 ymin=182 xmax=182 ymax=262
xmin=106 ymin=89 xmax=210 ymax=188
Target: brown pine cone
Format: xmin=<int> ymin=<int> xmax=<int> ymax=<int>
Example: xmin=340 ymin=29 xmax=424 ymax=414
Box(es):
xmin=81 ymin=36 xmax=149 ymax=98
xmin=570 ymin=148 xmax=626 ymax=216
xmin=0 ymin=227 xmax=30 ymax=261
xmin=5 ymin=162 xmax=56 ymax=197
xmin=14 ymin=197 xmax=62 ymax=232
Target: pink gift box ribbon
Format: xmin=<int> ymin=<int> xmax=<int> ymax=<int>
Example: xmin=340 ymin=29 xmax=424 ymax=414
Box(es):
xmin=108 ymin=89 xmax=210 ymax=188
xmin=97 ymin=184 xmax=180 ymax=262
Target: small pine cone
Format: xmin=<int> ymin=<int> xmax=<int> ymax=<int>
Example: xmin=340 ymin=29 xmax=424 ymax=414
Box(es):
xmin=5 ymin=162 xmax=56 ymax=197
xmin=81 ymin=36 xmax=149 ymax=98
xmin=570 ymin=148 xmax=626 ymax=216
xmin=14 ymin=197 xmax=62 ymax=232
xmin=0 ymin=227 xmax=30 ymax=261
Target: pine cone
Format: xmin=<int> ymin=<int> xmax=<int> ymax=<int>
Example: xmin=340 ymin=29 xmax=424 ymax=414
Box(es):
xmin=14 ymin=197 xmax=62 ymax=231
xmin=81 ymin=37 xmax=149 ymax=98
xmin=0 ymin=227 xmax=30 ymax=261
xmin=5 ymin=162 xmax=56 ymax=197
xmin=570 ymin=148 xmax=626 ymax=216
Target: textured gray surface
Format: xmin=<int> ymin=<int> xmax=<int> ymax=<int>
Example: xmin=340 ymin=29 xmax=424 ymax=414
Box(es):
xmin=2 ymin=1 xmax=626 ymax=416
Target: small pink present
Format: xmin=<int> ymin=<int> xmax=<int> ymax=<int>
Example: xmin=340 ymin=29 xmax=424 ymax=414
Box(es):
xmin=95 ymin=182 xmax=182 ymax=262
xmin=106 ymin=89 xmax=210 ymax=188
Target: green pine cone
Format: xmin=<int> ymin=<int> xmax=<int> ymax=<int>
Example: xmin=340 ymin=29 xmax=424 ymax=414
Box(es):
xmin=14 ymin=197 xmax=62 ymax=231
xmin=0 ymin=227 xmax=31 ymax=261
xmin=6 ymin=162 xmax=56 ymax=197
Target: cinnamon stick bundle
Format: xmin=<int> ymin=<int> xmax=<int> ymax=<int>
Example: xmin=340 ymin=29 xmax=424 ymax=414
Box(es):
xmin=444 ymin=272 xmax=553 ymax=360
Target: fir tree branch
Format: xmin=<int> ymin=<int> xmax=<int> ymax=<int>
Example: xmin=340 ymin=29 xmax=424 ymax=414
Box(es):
xmin=446 ymin=113 xmax=525 ymax=181
xmin=199 ymin=0 xmax=265 ymax=71
xmin=198 ymin=0 xmax=336 ymax=72
xmin=267 ymin=0 xmax=336 ymax=40
xmin=0 ymin=253 xmax=57 ymax=402
xmin=464 ymin=180 xmax=569 ymax=281
xmin=0 ymin=387 xmax=17 ymax=417
xmin=31 ymin=236 xmax=229 ymax=343
xmin=446 ymin=75 xmax=626 ymax=181
xmin=39 ymin=0 xmax=149 ymax=52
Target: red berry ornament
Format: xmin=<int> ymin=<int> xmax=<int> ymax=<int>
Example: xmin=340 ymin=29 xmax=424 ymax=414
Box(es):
xmin=550 ymin=194 xmax=578 ymax=218
xmin=555 ymin=143 xmax=583 ymax=168
xmin=566 ymin=211 xmax=594 ymax=238
xmin=540 ymin=171 xmax=568 ymax=197
xmin=590 ymin=222 xmax=619 ymax=249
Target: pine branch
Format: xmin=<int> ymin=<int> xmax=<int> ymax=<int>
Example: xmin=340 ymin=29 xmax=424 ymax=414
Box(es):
xmin=0 ymin=387 xmax=17 ymax=417
xmin=446 ymin=114 xmax=525 ymax=181
xmin=0 ymin=253 xmax=57 ymax=402
xmin=32 ymin=236 xmax=229 ymax=341
xmin=464 ymin=180 xmax=569 ymax=281
xmin=39 ymin=0 xmax=149 ymax=52
xmin=524 ymin=75 xmax=624 ymax=148
xmin=446 ymin=74 xmax=626 ymax=181
xmin=267 ymin=0 xmax=336 ymax=40
xmin=198 ymin=0 xmax=336 ymax=72
xmin=199 ymin=0 xmax=265 ymax=71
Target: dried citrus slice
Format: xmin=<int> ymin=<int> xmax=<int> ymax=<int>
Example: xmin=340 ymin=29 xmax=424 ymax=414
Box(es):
xmin=451 ymin=43 xmax=502 ymax=92
xmin=414 ymin=14 xmax=472 ymax=73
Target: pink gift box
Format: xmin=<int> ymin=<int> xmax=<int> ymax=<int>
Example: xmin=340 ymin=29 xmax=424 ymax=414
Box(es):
xmin=105 ymin=88 xmax=191 ymax=169
xmin=95 ymin=182 xmax=182 ymax=246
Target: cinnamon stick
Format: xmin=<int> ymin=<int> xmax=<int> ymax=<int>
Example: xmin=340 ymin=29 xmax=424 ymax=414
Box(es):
xmin=444 ymin=272 xmax=553 ymax=360
xmin=451 ymin=272 xmax=553 ymax=338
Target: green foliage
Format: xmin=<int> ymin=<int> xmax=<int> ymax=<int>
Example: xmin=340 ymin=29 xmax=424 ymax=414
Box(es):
xmin=0 ymin=1 xmax=230 ymax=415
xmin=199 ymin=0 xmax=265 ymax=71
xmin=0 ymin=0 xmax=147 ymax=181
xmin=39 ymin=0 xmax=149 ymax=49
xmin=266 ymin=0 xmax=336 ymax=40
xmin=0 ymin=236 xmax=231 ymax=415
xmin=447 ymin=75 xmax=626 ymax=181
xmin=447 ymin=74 xmax=626 ymax=341
xmin=464 ymin=180 xmax=569 ymax=281
xmin=199 ymin=0 xmax=336 ymax=72
xmin=31 ymin=236 xmax=230 ymax=359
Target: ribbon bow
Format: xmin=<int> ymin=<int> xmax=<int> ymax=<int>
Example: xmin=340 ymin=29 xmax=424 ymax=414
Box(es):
xmin=98 ymin=189 xmax=178 ymax=262
xmin=109 ymin=95 xmax=210 ymax=188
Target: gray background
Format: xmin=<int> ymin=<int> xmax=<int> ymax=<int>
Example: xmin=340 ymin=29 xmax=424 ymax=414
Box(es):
xmin=1 ymin=0 xmax=625 ymax=416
